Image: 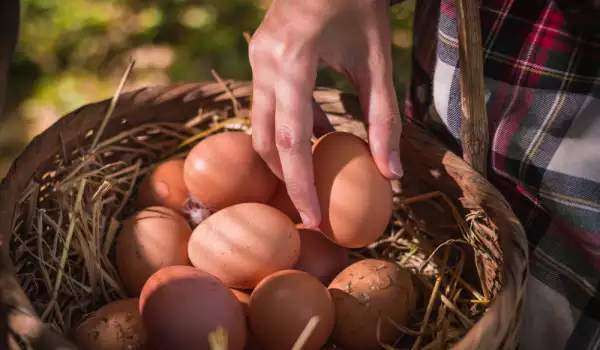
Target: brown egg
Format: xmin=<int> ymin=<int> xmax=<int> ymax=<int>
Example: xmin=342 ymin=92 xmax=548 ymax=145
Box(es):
xmin=312 ymin=132 xmax=393 ymax=248
xmin=116 ymin=207 xmax=192 ymax=296
xmin=183 ymin=132 xmax=277 ymax=212
xmin=188 ymin=203 xmax=300 ymax=289
xmin=266 ymin=181 xmax=301 ymax=223
xmin=249 ymin=270 xmax=334 ymax=350
xmin=231 ymin=289 xmax=264 ymax=350
xmin=294 ymin=225 xmax=349 ymax=284
xmin=232 ymin=289 xmax=251 ymax=316
xmin=71 ymin=298 xmax=148 ymax=350
xmin=139 ymin=265 xmax=247 ymax=350
xmin=328 ymin=259 xmax=416 ymax=350
xmin=136 ymin=159 xmax=189 ymax=213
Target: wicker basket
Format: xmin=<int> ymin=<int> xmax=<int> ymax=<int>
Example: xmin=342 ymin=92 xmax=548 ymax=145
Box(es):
xmin=0 ymin=80 xmax=528 ymax=349
xmin=0 ymin=1 xmax=529 ymax=347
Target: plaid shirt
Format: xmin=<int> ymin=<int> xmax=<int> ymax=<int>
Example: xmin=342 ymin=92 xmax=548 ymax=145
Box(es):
xmin=393 ymin=0 xmax=600 ymax=349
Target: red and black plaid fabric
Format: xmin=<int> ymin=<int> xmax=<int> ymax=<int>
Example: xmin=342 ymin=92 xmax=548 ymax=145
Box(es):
xmin=396 ymin=0 xmax=600 ymax=348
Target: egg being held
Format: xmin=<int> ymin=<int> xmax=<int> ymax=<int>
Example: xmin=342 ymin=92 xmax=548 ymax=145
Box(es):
xmin=139 ymin=265 xmax=247 ymax=350
xmin=328 ymin=259 xmax=416 ymax=350
xmin=188 ymin=203 xmax=300 ymax=289
xmin=249 ymin=270 xmax=335 ymax=350
xmin=183 ymin=132 xmax=277 ymax=212
xmin=294 ymin=225 xmax=349 ymax=284
xmin=116 ymin=206 xmax=192 ymax=296
xmin=136 ymin=159 xmax=189 ymax=213
xmin=312 ymin=132 xmax=393 ymax=248
xmin=71 ymin=298 xmax=148 ymax=350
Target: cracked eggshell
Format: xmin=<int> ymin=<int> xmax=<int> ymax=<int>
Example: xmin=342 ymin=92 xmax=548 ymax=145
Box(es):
xmin=71 ymin=298 xmax=148 ymax=350
xmin=328 ymin=259 xmax=416 ymax=350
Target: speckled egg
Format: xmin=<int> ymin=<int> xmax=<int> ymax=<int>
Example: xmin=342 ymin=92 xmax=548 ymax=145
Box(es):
xmin=71 ymin=298 xmax=147 ymax=350
xmin=188 ymin=203 xmax=300 ymax=289
xmin=328 ymin=259 xmax=416 ymax=350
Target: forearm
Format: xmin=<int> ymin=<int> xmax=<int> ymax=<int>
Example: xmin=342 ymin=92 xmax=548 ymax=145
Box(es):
xmin=0 ymin=0 xmax=20 ymax=117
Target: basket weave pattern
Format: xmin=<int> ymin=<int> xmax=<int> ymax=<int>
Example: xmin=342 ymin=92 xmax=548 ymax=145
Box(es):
xmin=0 ymin=81 xmax=529 ymax=349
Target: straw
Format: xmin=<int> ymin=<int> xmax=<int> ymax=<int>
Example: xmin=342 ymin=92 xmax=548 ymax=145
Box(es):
xmin=8 ymin=67 xmax=500 ymax=349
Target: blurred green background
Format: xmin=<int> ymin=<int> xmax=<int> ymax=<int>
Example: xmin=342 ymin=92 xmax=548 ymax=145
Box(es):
xmin=1 ymin=0 xmax=415 ymax=178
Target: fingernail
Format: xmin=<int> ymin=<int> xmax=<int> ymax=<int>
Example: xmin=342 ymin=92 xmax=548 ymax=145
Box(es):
xmin=300 ymin=212 xmax=315 ymax=228
xmin=388 ymin=150 xmax=404 ymax=178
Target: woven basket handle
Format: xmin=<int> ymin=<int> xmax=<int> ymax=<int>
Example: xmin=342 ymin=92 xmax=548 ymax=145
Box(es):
xmin=456 ymin=0 xmax=489 ymax=178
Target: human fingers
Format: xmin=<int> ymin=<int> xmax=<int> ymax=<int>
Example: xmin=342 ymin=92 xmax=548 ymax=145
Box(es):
xmin=249 ymin=38 xmax=283 ymax=179
xmin=353 ymin=30 xmax=403 ymax=179
xmin=360 ymin=68 xmax=403 ymax=179
xmin=274 ymin=61 xmax=321 ymax=228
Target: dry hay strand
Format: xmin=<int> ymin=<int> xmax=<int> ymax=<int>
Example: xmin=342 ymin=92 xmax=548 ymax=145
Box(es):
xmin=8 ymin=66 xmax=501 ymax=350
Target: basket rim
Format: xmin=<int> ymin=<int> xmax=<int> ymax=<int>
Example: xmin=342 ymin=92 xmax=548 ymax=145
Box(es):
xmin=0 ymin=80 xmax=529 ymax=350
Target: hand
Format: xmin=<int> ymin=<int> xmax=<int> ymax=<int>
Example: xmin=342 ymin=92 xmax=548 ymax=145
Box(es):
xmin=249 ymin=0 xmax=403 ymax=228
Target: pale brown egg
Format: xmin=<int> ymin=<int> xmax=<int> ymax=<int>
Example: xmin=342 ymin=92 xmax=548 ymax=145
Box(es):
xmin=116 ymin=207 xmax=192 ymax=296
xmin=328 ymin=259 xmax=416 ymax=350
xmin=188 ymin=203 xmax=300 ymax=289
xmin=136 ymin=159 xmax=189 ymax=213
xmin=71 ymin=298 xmax=148 ymax=350
xmin=294 ymin=225 xmax=349 ymax=284
xmin=183 ymin=132 xmax=277 ymax=212
xmin=266 ymin=181 xmax=301 ymax=223
xmin=231 ymin=289 xmax=263 ymax=350
xmin=139 ymin=265 xmax=247 ymax=350
xmin=312 ymin=132 xmax=393 ymax=248
xmin=249 ymin=270 xmax=334 ymax=350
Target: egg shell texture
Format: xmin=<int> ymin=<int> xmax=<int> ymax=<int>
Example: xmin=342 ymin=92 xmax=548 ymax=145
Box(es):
xmin=139 ymin=265 xmax=247 ymax=350
xmin=71 ymin=298 xmax=148 ymax=350
xmin=249 ymin=270 xmax=335 ymax=350
xmin=183 ymin=132 xmax=277 ymax=211
xmin=116 ymin=207 xmax=192 ymax=296
xmin=312 ymin=132 xmax=393 ymax=248
xmin=188 ymin=203 xmax=301 ymax=289
xmin=328 ymin=259 xmax=416 ymax=350
xmin=294 ymin=225 xmax=349 ymax=285
xmin=136 ymin=159 xmax=189 ymax=213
